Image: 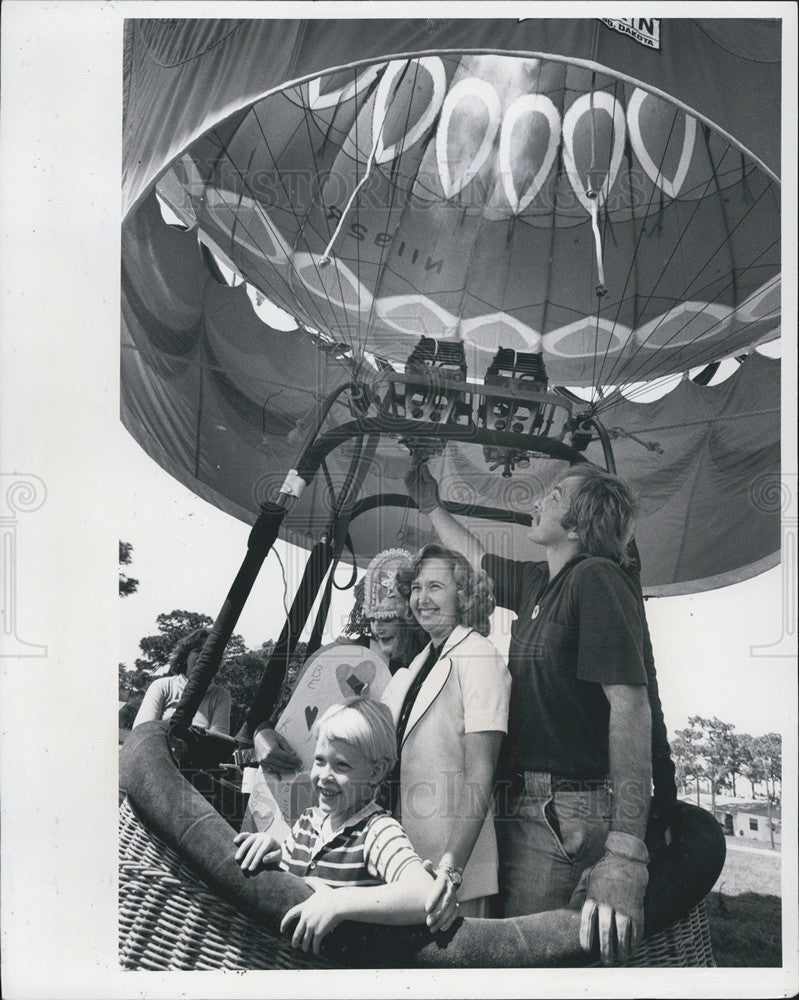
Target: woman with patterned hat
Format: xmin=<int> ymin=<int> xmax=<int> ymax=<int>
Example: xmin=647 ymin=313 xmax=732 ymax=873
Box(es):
xmin=342 ymin=548 xmax=427 ymax=674
xmin=252 ymin=550 xmax=428 ymax=776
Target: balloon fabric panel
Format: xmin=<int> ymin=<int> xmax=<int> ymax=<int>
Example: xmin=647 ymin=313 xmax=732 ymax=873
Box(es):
xmin=122 ymin=19 xmax=782 ymax=594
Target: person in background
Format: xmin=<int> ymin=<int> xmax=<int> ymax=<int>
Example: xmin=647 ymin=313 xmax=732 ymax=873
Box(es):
xmin=253 ymin=549 xmax=427 ymax=776
xmin=233 ymin=698 xmax=457 ymax=955
xmin=342 ymin=548 xmax=428 ymax=673
xmin=406 ymin=462 xmax=655 ymax=965
xmin=133 ymin=627 xmax=231 ymax=735
xmin=380 ymin=544 xmax=511 ymax=920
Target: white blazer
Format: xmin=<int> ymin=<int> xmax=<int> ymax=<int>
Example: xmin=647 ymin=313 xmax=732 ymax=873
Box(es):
xmin=381 ymin=625 xmax=511 ymax=901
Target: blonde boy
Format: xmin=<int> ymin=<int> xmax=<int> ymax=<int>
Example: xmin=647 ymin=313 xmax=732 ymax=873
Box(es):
xmin=234 ymin=698 xmax=456 ymax=954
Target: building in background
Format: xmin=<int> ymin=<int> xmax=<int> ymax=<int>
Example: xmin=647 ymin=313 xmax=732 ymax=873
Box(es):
xmin=718 ymin=802 xmax=781 ymax=847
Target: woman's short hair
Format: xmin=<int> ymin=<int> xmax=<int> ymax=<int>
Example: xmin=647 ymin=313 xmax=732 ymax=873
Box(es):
xmin=315 ymin=698 xmax=397 ymax=780
xmin=559 ymin=466 xmax=638 ymax=565
xmin=395 ymin=543 xmax=495 ymax=637
xmin=167 ymin=627 xmax=209 ymax=676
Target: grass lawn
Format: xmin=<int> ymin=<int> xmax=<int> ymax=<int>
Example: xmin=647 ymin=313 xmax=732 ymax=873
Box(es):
xmin=705 ymin=842 xmax=782 ymax=967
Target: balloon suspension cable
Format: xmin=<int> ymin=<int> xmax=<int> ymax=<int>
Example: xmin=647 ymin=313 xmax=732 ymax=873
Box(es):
xmin=319 ymin=128 xmax=383 ymax=267
xmin=588 ymin=195 xmax=607 ymax=299
xmin=586 ymin=81 xmax=608 ymax=300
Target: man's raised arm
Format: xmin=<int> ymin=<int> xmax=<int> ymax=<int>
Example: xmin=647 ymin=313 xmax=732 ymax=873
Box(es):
xmin=404 ymin=463 xmax=486 ymax=572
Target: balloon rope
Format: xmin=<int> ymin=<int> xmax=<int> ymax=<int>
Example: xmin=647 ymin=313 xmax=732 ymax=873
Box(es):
xmin=589 ymin=198 xmax=606 ymax=291
xmin=320 ymin=128 xmax=383 ymax=266
xmin=586 ymin=77 xmax=607 ymax=301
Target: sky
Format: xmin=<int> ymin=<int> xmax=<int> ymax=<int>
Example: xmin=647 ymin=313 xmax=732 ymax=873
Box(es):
xmin=120 ymin=426 xmax=793 ymax=738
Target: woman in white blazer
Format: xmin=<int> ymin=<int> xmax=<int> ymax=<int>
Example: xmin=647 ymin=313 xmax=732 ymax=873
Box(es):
xmin=381 ymin=544 xmax=511 ymax=918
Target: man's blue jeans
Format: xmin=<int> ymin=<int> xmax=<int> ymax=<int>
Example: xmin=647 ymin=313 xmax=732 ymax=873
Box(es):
xmin=496 ymin=771 xmax=611 ymax=917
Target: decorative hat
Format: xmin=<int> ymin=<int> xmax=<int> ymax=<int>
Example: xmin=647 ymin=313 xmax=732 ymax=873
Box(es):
xmin=363 ymin=548 xmax=413 ymax=621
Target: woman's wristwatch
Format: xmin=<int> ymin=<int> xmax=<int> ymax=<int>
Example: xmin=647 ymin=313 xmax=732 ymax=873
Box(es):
xmin=437 ymin=865 xmax=463 ymax=887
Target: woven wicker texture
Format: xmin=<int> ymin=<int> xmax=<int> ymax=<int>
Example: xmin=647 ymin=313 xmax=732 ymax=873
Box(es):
xmin=119 ymin=798 xmax=334 ymax=971
xmin=120 ymin=797 xmax=715 ymax=970
xmin=629 ymin=899 xmax=715 ymax=967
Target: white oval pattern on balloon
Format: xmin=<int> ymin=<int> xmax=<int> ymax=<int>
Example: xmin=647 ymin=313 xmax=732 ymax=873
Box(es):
xmin=307 ymin=64 xmax=383 ymax=110
xmin=292 ymin=252 xmax=374 ymax=314
xmin=436 ymin=77 xmax=501 ymax=198
xmin=202 ymin=191 xmax=295 ymax=267
xmin=246 ymin=284 xmax=299 ymax=331
xmin=375 ymin=294 xmax=460 ymax=339
xmin=633 ymin=301 xmax=733 ymax=350
xmin=736 ymin=276 xmax=781 ymax=324
xmin=460 ymin=311 xmax=543 ymax=353
xmin=499 ymin=93 xmax=562 ymax=213
xmin=372 ymin=58 xmax=448 ymax=164
xmin=305 ymin=64 xmax=710 ymax=220
xmin=561 ymin=92 xmax=627 ymax=213
xmin=626 ymin=88 xmax=697 ymax=199
xmin=543 ymin=315 xmax=633 ymax=360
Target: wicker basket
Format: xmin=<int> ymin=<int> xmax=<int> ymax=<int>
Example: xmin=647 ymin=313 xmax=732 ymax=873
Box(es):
xmin=119 ymin=798 xmax=334 ymax=971
xmin=119 ymin=797 xmax=715 ymax=970
xmin=629 ymin=899 xmax=715 ymax=967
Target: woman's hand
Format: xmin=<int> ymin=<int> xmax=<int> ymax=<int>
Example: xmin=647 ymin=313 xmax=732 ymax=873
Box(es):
xmin=422 ymin=860 xmax=460 ymax=934
xmin=253 ymin=726 xmax=302 ymax=778
xmin=233 ymin=831 xmax=282 ymax=873
xmin=280 ymin=883 xmax=343 ymax=955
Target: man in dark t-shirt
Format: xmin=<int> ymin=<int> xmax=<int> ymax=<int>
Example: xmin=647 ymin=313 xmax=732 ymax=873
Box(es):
xmin=406 ymin=462 xmax=654 ymax=965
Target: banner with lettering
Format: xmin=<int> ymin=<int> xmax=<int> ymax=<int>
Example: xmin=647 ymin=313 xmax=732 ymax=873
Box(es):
xmin=600 ymin=18 xmax=661 ymax=50
xmin=243 ymin=642 xmax=393 ymax=828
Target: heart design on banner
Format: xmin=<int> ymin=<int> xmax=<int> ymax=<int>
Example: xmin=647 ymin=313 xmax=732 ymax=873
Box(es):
xmin=335 ymin=659 xmax=377 ymax=700
xmin=304 ymin=705 xmax=319 ymax=730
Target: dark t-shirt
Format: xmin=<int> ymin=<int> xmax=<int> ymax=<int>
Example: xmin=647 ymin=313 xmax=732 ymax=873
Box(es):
xmin=483 ymin=553 xmax=647 ymax=779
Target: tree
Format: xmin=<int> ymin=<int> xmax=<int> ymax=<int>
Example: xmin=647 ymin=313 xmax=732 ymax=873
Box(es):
xmin=119 ymin=609 xmax=311 ymax=734
xmin=738 ymin=733 xmax=766 ymax=798
xmin=218 ymin=640 xmax=309 ymax=736
xmin=671 ymin=729 xmax=703 ymax=803
xmin=681 ymin=715 xmax=739 ymax=816
xmin=217 ymin=642 xmax=274 ymax=737
xmin=724 ymin=729 xmax=750 ymax=798
xmin=753 ymin=733 xmax=782 ymax=801
xmin=751 ymin=733 xmax=782 ymax=850
xmin=119 ymin=541 xmax=139 ymax=597
xmin=134 ymin=609 xmax=249 ymax=672
xmin=135 ymin=610 xmax=214 ymax=674
xmin=702 ymin=717 xmax=736 ymax=798
xmin=119 ymin=610 xmax=246 ymax=729
xmin=118 ymin=657 xmax=160 ymax=728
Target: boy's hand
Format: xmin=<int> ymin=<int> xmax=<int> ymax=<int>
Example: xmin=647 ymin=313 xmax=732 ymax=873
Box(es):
xmin=422 ymin=860 xmax=460 ymax=934
xmin=280 ymin=884 xmax=343 ymax=955
xmin=233 ymin=831 xmax=282 ymax=873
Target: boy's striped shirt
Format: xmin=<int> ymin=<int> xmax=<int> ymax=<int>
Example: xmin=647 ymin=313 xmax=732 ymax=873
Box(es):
xmin=280 ymin=801 xmax=422 ymax=887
